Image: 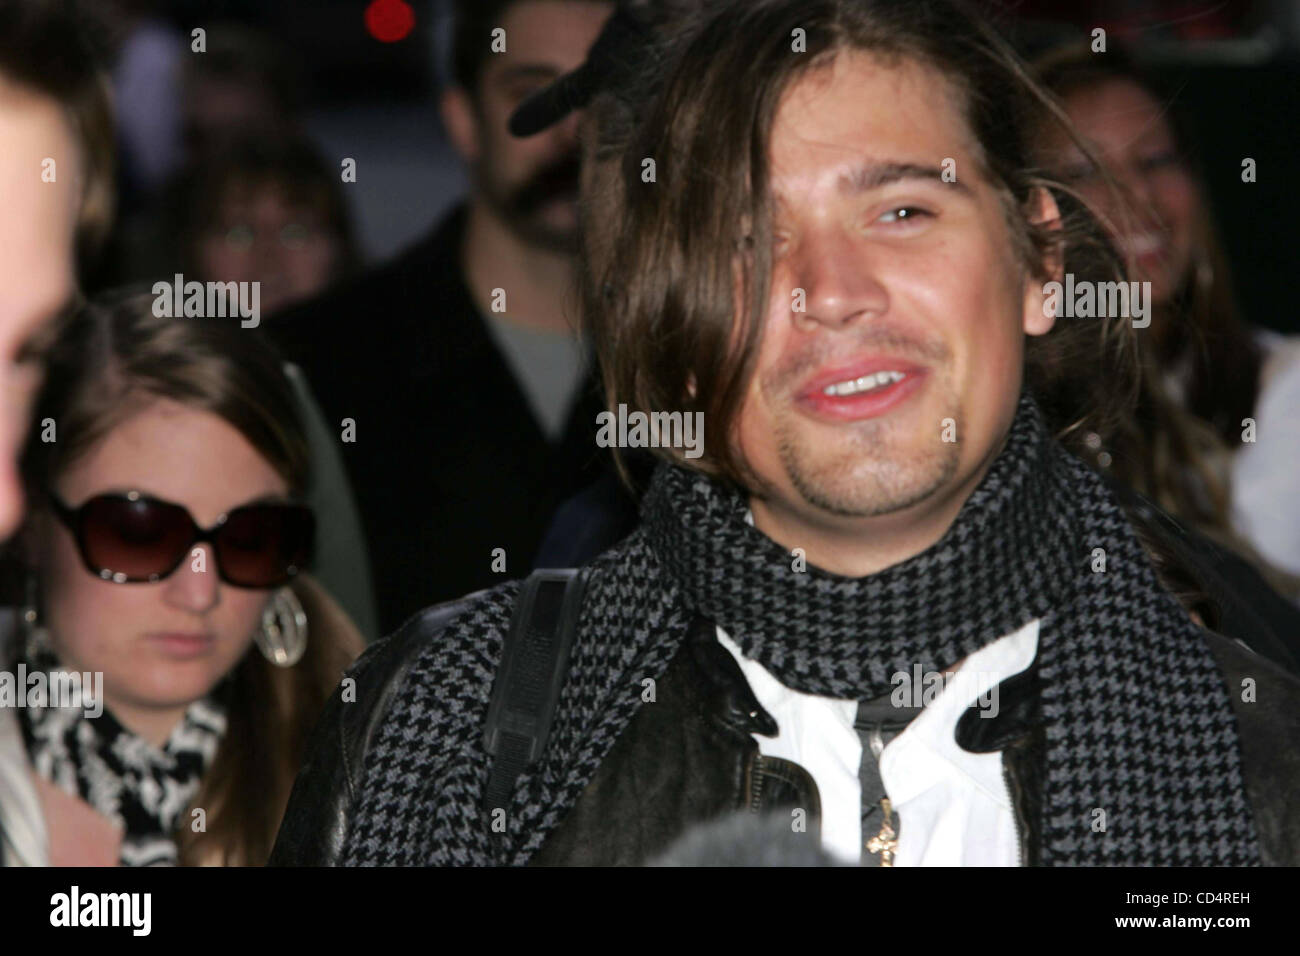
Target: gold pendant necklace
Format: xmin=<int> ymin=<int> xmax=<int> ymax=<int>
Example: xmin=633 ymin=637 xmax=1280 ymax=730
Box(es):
xmin=864 ymin=797 xmax=898 ymax=866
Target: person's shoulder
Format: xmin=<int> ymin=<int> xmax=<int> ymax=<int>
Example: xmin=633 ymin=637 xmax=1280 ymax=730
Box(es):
xmin=1109 ymin=477 xmax=1300 ymax=669
xmin=1203 ymin=629 xmax=1300 ymax=699
xmin=269 ymin=235 xmax=428 ymax=326
xmin=267 ymin=209 xmax=467 ymax=351
xmin=1250 ymin=325 xmax=1298 ymax=356
xmin=349 ymin=579 xmax=522 ymax=696
xmin=267 ymin=579 xmax=524 ymax=865
xmin=1251 ymin=327 xmax=1300 ymax=394
xmin=1201 ymin=630 xmax=1300 ymax=865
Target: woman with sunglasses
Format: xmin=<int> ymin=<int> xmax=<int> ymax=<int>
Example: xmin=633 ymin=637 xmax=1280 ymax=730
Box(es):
xmin=0 ymin=290 xmax=363 ymax=866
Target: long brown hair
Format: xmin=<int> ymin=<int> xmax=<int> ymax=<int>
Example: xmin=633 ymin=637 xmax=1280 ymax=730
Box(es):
xmin=582 ymin=0 xmax=1137 ymax=489
xmin=19 ymin=289 xmax=363 ymax=866
xmin=1030 ymin=44 xmax=1265 ymax=541
xmin=1032 ymin=46 xmax=1261 ymax=443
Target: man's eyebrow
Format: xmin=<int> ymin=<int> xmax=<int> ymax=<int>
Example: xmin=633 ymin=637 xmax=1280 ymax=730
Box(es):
xmin=838 ymin=160 xmax=974 ymax=197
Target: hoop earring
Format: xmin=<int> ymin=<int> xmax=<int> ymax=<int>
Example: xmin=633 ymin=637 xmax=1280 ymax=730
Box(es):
xmin=256 ymin=586 xmax=308 ymax=667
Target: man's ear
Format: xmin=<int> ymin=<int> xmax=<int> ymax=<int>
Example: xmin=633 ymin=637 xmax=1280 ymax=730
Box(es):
xmin=1022 ymin=185 xmax=1063 ymax=337
xmin=440 ymin=86 xmax=481 ymax=165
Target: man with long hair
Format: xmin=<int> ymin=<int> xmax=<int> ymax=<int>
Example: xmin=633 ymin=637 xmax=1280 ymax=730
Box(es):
xmin=274 ymin=0 xmax=1299 ymax=866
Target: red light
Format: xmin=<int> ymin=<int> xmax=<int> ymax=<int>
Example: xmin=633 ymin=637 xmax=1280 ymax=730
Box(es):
xmin=365 ymin=0 xmax=416 ymax=44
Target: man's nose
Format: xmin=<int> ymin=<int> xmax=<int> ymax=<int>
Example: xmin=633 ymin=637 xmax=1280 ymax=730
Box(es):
xmin=786 ymin=228 xmax=889 ymax=330
xmin=162 ymin=543 xmax=221 ymax=613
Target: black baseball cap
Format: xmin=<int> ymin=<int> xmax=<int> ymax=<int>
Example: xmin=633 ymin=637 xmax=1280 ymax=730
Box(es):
xmin=507 ymin=3 xmax=655 ymax=137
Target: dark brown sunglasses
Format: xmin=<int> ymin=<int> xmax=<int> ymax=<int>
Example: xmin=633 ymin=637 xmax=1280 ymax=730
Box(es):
xmin=49 ymin=491 xmax=314 ymax=588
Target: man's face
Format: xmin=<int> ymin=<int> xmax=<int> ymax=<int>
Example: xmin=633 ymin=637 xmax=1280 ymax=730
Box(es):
xmin=454 ymin=0 xmax=612 ymax=251
xmin=735 ymin=52 xmax=1053 ymax=532
xmin=0 ymin=81 xmax=80 ymax=540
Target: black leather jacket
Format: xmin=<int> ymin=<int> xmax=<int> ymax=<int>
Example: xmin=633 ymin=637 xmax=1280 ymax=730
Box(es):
xmin=270 ymin=590 xmax=1300 ymax=866
xmin=270 ymin=482 xmax=1300 ymax=867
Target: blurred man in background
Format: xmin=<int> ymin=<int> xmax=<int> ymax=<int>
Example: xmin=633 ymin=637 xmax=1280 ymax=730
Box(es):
xmin=271 ymin=0 xmax=613 ymax=634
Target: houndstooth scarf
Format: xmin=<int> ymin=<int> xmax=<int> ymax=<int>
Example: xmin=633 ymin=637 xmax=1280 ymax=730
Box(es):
xmin=19 ymin=645 xmax=225 ymax=866
xmin=343 ymin=394 xmax=1260 ymax=866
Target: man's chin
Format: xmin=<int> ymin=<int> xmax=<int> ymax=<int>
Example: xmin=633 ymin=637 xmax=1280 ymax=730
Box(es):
xmin=783 ymin=446 xmax=960 ymax=520
xmin=499 ymin=193 xmax=577 ymax=250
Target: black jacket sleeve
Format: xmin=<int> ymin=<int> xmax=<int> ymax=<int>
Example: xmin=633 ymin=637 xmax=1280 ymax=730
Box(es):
xmin=268 ymin=599 xmax=474 ymax=866
xmin=1113 ymin=479 xmax=1300 ymax=674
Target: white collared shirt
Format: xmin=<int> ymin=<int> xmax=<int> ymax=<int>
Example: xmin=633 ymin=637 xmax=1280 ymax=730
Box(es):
xmin=1230 ymin=331 xmax=1300 ymax=580
xmin=716 ymin=618 xmax=1040 ymax=866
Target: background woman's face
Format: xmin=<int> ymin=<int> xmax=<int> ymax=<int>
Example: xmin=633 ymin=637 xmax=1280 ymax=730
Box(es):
xmin=196 ymin=183 xmax=343 ymax=316
xmin=35 ymin=398 xmax=288 ymax=727
xmin=1040 ymin=78 xmax=1200 ymax=305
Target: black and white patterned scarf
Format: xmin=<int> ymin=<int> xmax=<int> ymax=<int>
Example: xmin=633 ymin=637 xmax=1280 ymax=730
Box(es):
xmin=342 ymin=394 xmax=1260 ymax=866
xmin=19 ymin=646 xmax=226 ymax=867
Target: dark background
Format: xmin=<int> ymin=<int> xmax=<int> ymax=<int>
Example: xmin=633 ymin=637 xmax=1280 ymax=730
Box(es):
xmin=94 ymin=0 xmax=1299 ymax=332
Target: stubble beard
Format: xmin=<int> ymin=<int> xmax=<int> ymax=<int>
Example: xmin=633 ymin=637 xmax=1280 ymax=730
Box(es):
xmin=757 ymin=328 xmax=961 ymax=518
xmin=774 ymin=397 xmax=962 ymax=519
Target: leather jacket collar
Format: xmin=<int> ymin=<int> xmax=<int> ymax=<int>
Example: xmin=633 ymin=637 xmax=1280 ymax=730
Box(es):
xmin=689 ymin=612 xmax=1046 ymax=865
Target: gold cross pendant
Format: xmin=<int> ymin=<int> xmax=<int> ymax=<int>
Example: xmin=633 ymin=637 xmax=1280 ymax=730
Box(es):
xmin=865 ymin=797 xmax=898 ymax=866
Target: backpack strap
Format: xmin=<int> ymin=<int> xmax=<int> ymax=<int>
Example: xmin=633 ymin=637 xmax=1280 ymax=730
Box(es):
xmin=482 ymin=568 xmax=590 ymax=813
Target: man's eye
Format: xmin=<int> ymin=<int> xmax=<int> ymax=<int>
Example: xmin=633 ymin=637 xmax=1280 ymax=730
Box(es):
xmin=876 ymin=206 xmax=932 ymax=225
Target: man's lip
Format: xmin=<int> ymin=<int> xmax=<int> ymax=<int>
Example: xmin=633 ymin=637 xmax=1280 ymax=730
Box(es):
xmin=794 ymin=357 xmax=930 ymax=423
xmin=796 ymin=356 xmax=929 ymax=400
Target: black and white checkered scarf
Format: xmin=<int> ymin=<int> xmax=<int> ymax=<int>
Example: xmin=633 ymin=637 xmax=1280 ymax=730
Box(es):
xmin=342 ymin=394 xmax=1260 ymax=865
xmin=19 ymin=646 xmax=225 ymax=866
